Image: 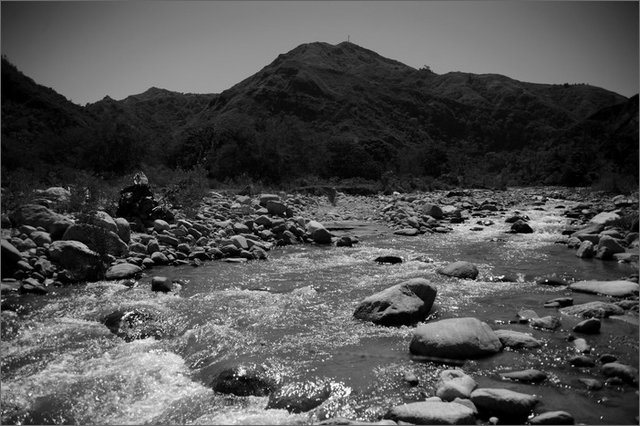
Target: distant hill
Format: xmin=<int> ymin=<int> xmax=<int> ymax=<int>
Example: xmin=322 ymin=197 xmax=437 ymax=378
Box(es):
xmin=1 ymin=42 xmax=637 ymax=189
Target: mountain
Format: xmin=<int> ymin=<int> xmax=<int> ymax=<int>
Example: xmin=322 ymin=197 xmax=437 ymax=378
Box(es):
xmin=1 ymin=42 xmax=637 ymax=189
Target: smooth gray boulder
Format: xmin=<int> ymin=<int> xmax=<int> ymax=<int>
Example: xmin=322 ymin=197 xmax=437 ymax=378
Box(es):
xmin=9 ymin=204 xmax=73 ymax=240
xmin=569 ymin=280 xmax=639 ymax=298
xmin=48 ymin=240 xmax=102 ymax=281
xmin=436 ymin=369 xmax=477 ymax=401
xmin=470 ymin=388 xmax=538 ymax=421
xmin=385 ymin=401 xmax=476 ymax=425
xmin=306 ymin=220 xmax=332 ymax=244
xmin=573 ymin=318 xmax=601 ymax=334
xmin=62 ymin=223 xmax=128 ymax=257
xmin=104 ymin=263 xmax=142 ymax=280
xmin=437 ymin=261 xmax=479 ymax=280
xmin=410 ymin=317 xmax=502 ymax=359
xmin=353 ymin=278 xmax=437 ymax=326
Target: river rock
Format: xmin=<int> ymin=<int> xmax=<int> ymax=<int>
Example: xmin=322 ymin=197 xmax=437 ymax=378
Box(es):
xmin=410 ymin=317 xmax=502 ymax=359
xmin=88 ymin=210 xmax=119 ymax=235
xmin=393 ymin=228 xmax=420 ymax=236
xmin=575 ymin=241 xmax=594 ymax=258
xmin=560 ymin=301 xmax=625 ymax=318
xmin=500 ymin=369 xmax=547 ymax=383
xmin=470 ymin=388 xmax=538 ymax=422
xmin=601 ymin=362 xmax=638 ymax=384
xmin=374 ymin=256 xmax=402 ymax=264
xmin=529 ymin=411 xmax=575 ymax=425
xmin=114 ymin=217 xmax=131 ymax=243
xmin=211 ymin=364 xmax=278 ymax=396
xmin=544 ymin=297 xmax=573 ymax=308
xmin=573 ymin=337 xmax=591 ymax=353
xmin=266 ymin=200 xmax=289 ymax=217
xmin=435 ymin=369 xmax=477 ymax=401
xmin=104 ymin=263 xmax=142 ymax=280
xmin=151 ymin=276 xmax=172 ymax=293
xmin=266 ymin=379 xmax=332 ymax=413
xmin=511 ymin=220 xmax=533 ymax=233
xmin=573 ymin=318 xmax=601 ymax=334
xmin=590 ymin=211 xmax=621 ymax=226
xmin=384 ymin=401 xmax=475 ymax=425
xmin=578 ymin=378 xmax=603 ymax=390
xmin=569 ymin=355 xmax=595 ymax=367
xmin=422 ymin=204 xmax=444 ymax=219
xmin=530 ymin=316 xmax=561 ymax=330
xmin=437 ymin=261 xmax=479 ymax=280
xmin=103 ymin=306 xmax=167 ymax=341
xmin=62 ymin=223 xmax=129 ymax=257
xmin=1 ymin=240 xmax=23 ymax=277
xmin=47 ymin=240 xmax=102 ymax=282
xmin=494 ymin=329 xmax=542 ymax=349
xmin=9 ymin=204 xmax=73 ymax=240
xmin=569 ymin=280 xmax=639 ymax=297
xmin=259 ymin=194 xmax=281 ymax=207
xmin=306 ymin=220 xmax=332 ymax=244
xmin=353 ymin=278 xmax=437 ymax=326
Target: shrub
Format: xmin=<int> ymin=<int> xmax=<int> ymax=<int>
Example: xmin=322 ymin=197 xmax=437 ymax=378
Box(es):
xmin=158 ymin=166 xmax=210 ymax=218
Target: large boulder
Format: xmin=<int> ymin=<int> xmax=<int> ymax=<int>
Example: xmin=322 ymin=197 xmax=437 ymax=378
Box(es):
xmin=88 ymin=210 xmax=119 ymax=234
xmin=569 ymin=280 xmax=638 ymax=298
xmin=470 ymin=388 xmax=538 ymax=422
xmin=597 ymin=235 xmax=625 ymax=255
xmin=114 ymin=217 xmax=131 ymax=243
xmin=48 ymin=240 xmax=103 ymax=281
xmin=511 ymin=220 xmax=533 ymax=233
xmin=385 ymin=401 xmax=476 ymax=425
xmin=9 ymin=204 xmax=73 ymax=240
xmin=422 ymin=204 xmax=444 ymax=219
xmin=62 ymin=223 xmax=129 ymax=257
xmin=437 ymin=261 xmax=479 ymax=280
xmin=306 ymin=220 xmax=332 ymax=244
xmin=353 ymin=278 xmax=437 ymax=326
xmin=410 ymin=317 xmax=502 ymax=359
xmin=1 ymin=240 xmax=23 ymax=278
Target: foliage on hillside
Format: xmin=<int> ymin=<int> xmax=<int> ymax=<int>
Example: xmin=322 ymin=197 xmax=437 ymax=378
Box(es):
xmin=1 ymin=41 xmax=638 ymax=193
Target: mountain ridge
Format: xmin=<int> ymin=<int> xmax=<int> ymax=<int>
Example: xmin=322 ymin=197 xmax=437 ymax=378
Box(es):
xmin=1 ymin=41 xmax=637 ymax=188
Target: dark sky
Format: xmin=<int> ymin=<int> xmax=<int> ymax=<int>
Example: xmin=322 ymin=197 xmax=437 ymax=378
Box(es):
xmin=2 ymin=1 xmax=638 ymax=105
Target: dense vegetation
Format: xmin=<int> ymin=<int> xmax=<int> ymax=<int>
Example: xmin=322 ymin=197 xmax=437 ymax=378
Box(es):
xmin=2 ymin=41 xmax=638 ymax=197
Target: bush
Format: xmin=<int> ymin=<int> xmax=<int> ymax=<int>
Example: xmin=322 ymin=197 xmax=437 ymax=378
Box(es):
xmin=158 ymin=166 xmax=210 ymax=218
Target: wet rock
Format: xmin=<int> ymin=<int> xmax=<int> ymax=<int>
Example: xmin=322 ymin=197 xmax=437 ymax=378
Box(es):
xmin=437 ymin=261 xmax=479 ymax=280
xmin=9 ymin=204 xmax=73 ymax=240
xmin=104 ymin=263 xmax=142 ymax=280
xmin=266 ymin=379 xmax=332 ymax=413
xmin=410 ymin=317 xmax=502 ymax=359
xmin=211 ymin=364 xmax=278 ymax=396
xmin=500 ymin=369 xmax=547 ymax=383
xmin=19 ymin=277 xmax=48 ymax=295
xmin=435 ymin=369 xmax=477 ymax=401
xmin=374 ymin=256 xmax=402 ymax=264
xmin=505 ymin=214 xmax=529 ymax=223
xmin=1 ymin=240 xmax=23 ymax=278
xmin=151 ymin=251 xmax=169 ymax=265
xmin=544 ymin=297 xmax=573 ymax=308
xmin=578 ymin=377 xmax=603 ymax=390
xmin=494 ymin=329 xmax=542 ymax=349
xmin=470 ymin=388 xmax=538 ymax=422
xmin=422 ymin=204 xmax=444 ymax=219
xmin=600 ymin=354 xmax=617 ymax=364
xmin=384 ymin=400 xmax=476 ymax=425
xmin=403 ymin=371 xmax=419 ymax=386
xmin=307 ymin=220 xmax=333 ymax=244
xmin=575 ymin=241 xmax=594 ymax=258
xmin=560 ymin=301 xmax=625 ymax=318
xmin=569 ymin=280 xmax=639 ymax=297
xmin=151 ymin=276 xmax=172 ymax=293
xmin=536 ymin=276 xmax=569 ymax=286
xmin=601 ymin=362 xmax=638 ymax=384
xmin=393 ymin=228 xmax=420 ymax=236
xmin=48 ymin=240 xmax=103 ymax=282
xmin=511 ymin=220 xmax=533 ymax=233
xmin=569 ymin=355 xmax=595 ymax=367
xmin=573 ymin=338 xmax=591 ymax=353
xmin=353 ymin=278 xmax=437 ymax=326
xmin=530 ymin=316 xmax=561 ymax=330
xmin=529 ymin=410 xmax=575 ymax=425
xmin=573 ymin=318 xmax=601 ymax=334
xmin=103 ymin=306 xmax=168 ymax=341
xmin=336 ymin=236 xmax=355 ymax=247
xmin=62 ymin=223 xmax=129 ymax=257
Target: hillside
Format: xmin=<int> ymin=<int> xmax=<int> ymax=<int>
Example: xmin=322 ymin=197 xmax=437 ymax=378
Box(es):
xmin=2 ymin=42 xmax=637 ymax=189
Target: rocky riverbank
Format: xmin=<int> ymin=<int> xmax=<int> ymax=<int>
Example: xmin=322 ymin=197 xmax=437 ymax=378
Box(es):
xmin=1 ymin=185 xmax=638 ymax=424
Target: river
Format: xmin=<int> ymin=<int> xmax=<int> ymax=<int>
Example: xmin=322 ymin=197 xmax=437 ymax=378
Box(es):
xmin=1 ymin=197 xmax=638 ymax=424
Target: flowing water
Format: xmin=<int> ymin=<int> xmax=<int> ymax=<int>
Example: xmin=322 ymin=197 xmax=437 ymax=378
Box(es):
xmin=2 ymin=200 xmax=638 ymax=425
